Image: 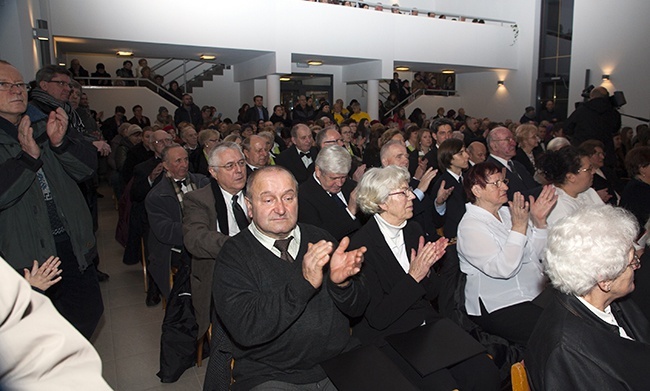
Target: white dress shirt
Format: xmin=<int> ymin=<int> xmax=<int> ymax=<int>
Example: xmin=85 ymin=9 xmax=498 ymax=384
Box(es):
xmin=458 ymin=203 xmax=547 ymax=316
xmin=546 ymin=186 xmax=603 ymax=227
xmin=218 ymin=188 xmax=248 ymax=236
xmin=249 ymin=222 xmax=301 ymax=260
xmin=374 ymin=214 xmax=409 ymax=274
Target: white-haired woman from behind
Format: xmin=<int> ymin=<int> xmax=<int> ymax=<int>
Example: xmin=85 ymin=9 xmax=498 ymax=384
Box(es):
xmin=527 ymin=205 xmax=650 ymax=390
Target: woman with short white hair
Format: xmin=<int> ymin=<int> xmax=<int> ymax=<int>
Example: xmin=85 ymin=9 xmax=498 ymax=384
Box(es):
xmin=527 ymin=205 xmax=650 ymax=390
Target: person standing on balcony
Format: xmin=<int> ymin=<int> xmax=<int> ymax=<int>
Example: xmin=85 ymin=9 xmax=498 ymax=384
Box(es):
xmin=115 ymin=60 xmax=135 ymax=86
xmin=174 ymin=93 xmax=202 ymax=129
xmin=398 ymin=80 xmax=411 ymax=102
xmin=411 ymin=72 xmax=427 ymax=92
xmin=389 ymin=72 xmax=401 ymax=96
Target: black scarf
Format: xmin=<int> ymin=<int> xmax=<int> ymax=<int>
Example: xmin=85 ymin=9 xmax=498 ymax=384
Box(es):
xmin=30 ymin=88 xmax=85 ymax=133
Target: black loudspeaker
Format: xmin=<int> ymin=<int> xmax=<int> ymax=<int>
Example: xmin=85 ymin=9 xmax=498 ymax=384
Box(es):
xmin=611 ymin=91 xmax=627 ymax=108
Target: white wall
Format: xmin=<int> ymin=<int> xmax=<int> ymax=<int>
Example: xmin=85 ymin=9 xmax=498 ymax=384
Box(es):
xmin=0 ymin=0 xmax=49 ymax=79
xmin=570 ymin=0 xmax=650 ymax=128
xmin=83 ymin=87 xmax=176 ymax=125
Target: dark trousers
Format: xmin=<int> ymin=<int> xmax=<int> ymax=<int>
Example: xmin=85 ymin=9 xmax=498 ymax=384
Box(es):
xmin=381 ymin=343 xmax=500 ymax=391
xmin=46 ymin=235 xmax=104 ymax=340
xmin=470 ymin=300 xmax=543 ymax=346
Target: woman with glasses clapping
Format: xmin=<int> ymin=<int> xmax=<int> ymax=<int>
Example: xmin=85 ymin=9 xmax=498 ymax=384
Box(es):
xmin=457 ymin=161 xmax=557 ymax=346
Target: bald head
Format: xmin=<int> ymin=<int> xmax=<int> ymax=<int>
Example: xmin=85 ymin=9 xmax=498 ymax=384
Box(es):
xmin=467 ymin=141 xmax=487 ymax=164
xmin=487 ymin=127 xmax=516 ymax=160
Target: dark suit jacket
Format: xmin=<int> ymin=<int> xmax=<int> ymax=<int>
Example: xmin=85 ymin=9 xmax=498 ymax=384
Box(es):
xmin=591 ymin=167 xmax=620 ymax=205
xmin=298 ymin=176 xmax=361 ymax=241
xmin=275 ymin=145 xmax=318 ymax=184
xmin=428 ymin=170 xmax=466 ymax=238
xmin=349 ymin=218 xmax=444 ymax=346
xmin=131 ymin=156 xmax=163 ymax=203
xmin=487 ymin=155 xmax=541 ymax=200
xmin=182 ymin=178 xmax=235 ymax=337
xmin=145 ymin=173 xmax=209 ymax=298
xmin=408 ymin=146 xmax=438 ymax=177
xmin=244 ymin=105 xmax=269 ymax=123
xmin=527 ymin=290 xmax=650 ymax=391
xmin=189 ymin=148 xmax=210 ymax=176
xmin=512 ymin=147 xmax=536 ymax=177
xmin=409 ymin=178 xmax=441 ymax=242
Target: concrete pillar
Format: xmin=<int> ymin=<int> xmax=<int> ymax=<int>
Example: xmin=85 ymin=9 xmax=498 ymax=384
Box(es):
xmin=266 ymin=74 xmax=281 ymax=111
xmin=367 ymin=79 xmax=379 ymax=120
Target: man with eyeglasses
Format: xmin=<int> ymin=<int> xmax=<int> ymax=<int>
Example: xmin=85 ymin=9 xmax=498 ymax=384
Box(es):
xmin=298 ymin=145 xmax=362 ymax=241
xmin=0 ymin=60 xmax=103 ymax=339
xmin=242 ymin=134 xmax=270 ymax=177
xmin=127 ymin=130 xmax=175 ymax=304
xmin=182 ymin=142 xmax=249 ymax=383
xmin=486 ymin=126 xmax=541 ymax=200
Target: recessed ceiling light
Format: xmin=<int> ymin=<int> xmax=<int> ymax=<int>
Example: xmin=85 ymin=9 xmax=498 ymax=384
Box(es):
xmin=116 ymin=51 xmax=133 ymax=57
xmin=200 ymin=54 xmax=216 ymax=60
xmin=280 ymin=76 xmax=291 ymax=82
xmin=307 ymin=60 xmax=323 ymax=66
xmin=395 ymin=66 xmax=410 ymax=71
xmin=441 ymin=69 xmax=455 ymax=74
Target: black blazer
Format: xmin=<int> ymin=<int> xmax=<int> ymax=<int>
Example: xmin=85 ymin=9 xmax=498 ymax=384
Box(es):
xmin=408 ymin=178 xmax=441 ymax=242
xmin=591 ymin=167 xmax=619 ymax=205
xmin=349 ymin=218 xmax=443 ymax=346
xmin=408 ymin=146 xmax=439 ymax=177
xmin=428 ymin=170 xmax=466 ymax=239
xmin=298 ymin=176 xmax=361 ymax=241
xmin=487 ymin=155 xmax=541 ymax=200
xmin=275 ymin=145 xmax=318 ymax=184
xmin=189 ymin=148 xmax=210 ymax=177
xmin=527 ymin=290 xmax=650 ymax=390
xmin=512 ymin=147 xmax=536 ymax=177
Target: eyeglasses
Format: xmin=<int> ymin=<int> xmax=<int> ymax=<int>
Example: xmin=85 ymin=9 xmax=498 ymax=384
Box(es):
xmin=492 ymin=137 xmax=515 ymax=143
xmin=154 ymin=138 xmax=173 ymax=145
xmin=577 ymin=165 xmax=594 ymax=174
xmin=47 ymin=80 xmax=73 ymax=88
xmin=485 ymin=178 xmax=509 ymax=188
xmin=323 ymin=138 xmax=344 ymax=145
xmin=388 ymin=187 xmax=414 ymax=198
xmin=0 ymin=82 xmax=30 ymax=91
xmin=211 ymin=159 xmax=246 ymax=171
xmin=629 ymin=253 xmax=641 ymax=271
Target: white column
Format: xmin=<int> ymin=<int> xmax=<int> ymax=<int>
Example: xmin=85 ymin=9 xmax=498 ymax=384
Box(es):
xmin=367 ymin=79 xmax=379 ymax=120
xmin=266 ymin=74 xmax=281 ymax=111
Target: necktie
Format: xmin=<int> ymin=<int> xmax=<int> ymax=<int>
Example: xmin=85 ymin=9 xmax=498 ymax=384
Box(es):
xmin=231 ymin=194 xmax=250 ymax=231
xmin=299 ymin=151 xmax=312 ymax=159
xmin=273 ymin=236 xmax=294 ymax=263
xmin=458 ymin=175 xmax=463 ymax=184
xmin=507 ymin=160 xmax=523 ymax=181
xmin=330 ymin=192 xmax=347 ymax=209
xmin=176 ymin=179 xmax=187 ymax=186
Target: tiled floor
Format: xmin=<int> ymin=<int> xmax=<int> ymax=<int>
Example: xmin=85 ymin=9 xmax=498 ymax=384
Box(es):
xmin=91 ymin=186 xmax=207 ymax=390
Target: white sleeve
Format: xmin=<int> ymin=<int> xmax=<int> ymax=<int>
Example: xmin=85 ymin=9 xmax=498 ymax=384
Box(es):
xmin=0 ymin=257 xmax=112 ymax=391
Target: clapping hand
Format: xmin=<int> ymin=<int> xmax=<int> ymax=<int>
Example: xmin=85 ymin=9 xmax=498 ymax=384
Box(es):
xmin=408 ymin=236 xmax=448 ymax=282
xmin=24 ymin=256 xmax=62 ymax=291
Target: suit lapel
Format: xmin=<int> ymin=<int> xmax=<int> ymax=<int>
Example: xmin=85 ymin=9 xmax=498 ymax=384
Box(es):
xmin=210 ymin=177 xmax=230 ymax=236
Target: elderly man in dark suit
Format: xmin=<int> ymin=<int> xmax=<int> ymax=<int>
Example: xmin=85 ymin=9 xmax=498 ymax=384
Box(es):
xmin=298 ymin=145 xmax=361 ymax=241
xmin=242 ymin=134 xmax=270 ymax=177
xmin=182 ymin=142 xmax=249 ymax=344
xmin=145 ymin=144 xmax=208 ymax=299
xmin=486 ymin=126 xmax=541 ymax=200
xmin=275 ymin=123 xmax=319 ymax=183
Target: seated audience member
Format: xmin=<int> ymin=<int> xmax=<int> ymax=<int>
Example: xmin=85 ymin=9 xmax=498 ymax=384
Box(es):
xmin=154 ymin=106 xmax=173 ymax=128
xmin=467 ymin=141 xmax=487 ymax=166
xmin=519 ymin=106 xmax=536 ymax=124
xmin=578 ymin=140 xmax=620 ymax=205
xmin=179 ymin=123 xmax=199 ymax=152
xmin=349 ymin=101 xmax=371 ymax=123
xmin=129 ymin=104 xmax=151 ymax=128
xmin=298 ymin=145 xmax=361 ymax=241
xmin=291 ymin=95 xmax=315 ymax=124
xmin=90 ymin=63 xmax=111 ymax=86
xmin=538 ymin=146 xmax=603 ymax=227
xmin=512 ymin=124 xmax=541 ymax=177
xmin=429 ymin=138 xmax=470 ymax=239
xmin=211 ymin=166 xmax=368 ymax=390
xmin=0 ymin=256 xmax=111 ymax=390
xmin=242 ymin=134 xmax=270 ymax=176
xmin=191 ymin=128 xmax=220 ymax=176
xmin=349 ymin=166 xmax=500 ymax=390
xmin=527 ymin=205 xmax=649 ymax=390
xmin=182 ymin=142 xmax=249 ymax=376
xmin=68 ymin=58 xmax=89 ymax=85
xmin=487 ymin=127 xmax=541 ymax=200
xmin=546 ymin=136 xmax=571 ymax=151
xmin=167 ymin=80 xmax=184 ymax=101
xmin=115 ymin=60 xmax=135 ymax=86
xmin=257 ymin=130 xmax=280 ymax=164
xmin=275 ymin=123 xmax=319 ymax=183
xmin=145 ymin=144 xmax=208 ymax=299
xmin=101 ymin=105 xmax=127 ymax=142
xmin=114 ymin=125 xmax=143 ymax=175
xmin=620 ymin=146 xmax=650 ymax=230
xmin=458 ymin=162 xmax=557 ymax=345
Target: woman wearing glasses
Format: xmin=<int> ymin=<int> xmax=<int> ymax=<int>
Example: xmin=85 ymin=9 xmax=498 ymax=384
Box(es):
xmin=349 ymin=166 xmax=500 ymax=390
xmin=527 ymin=205 xmax=649 ymax=390
xmin=458 ymin=161 xmax=557 ymax=346
xmin=538 ymin=145 xmax=603 ymax=227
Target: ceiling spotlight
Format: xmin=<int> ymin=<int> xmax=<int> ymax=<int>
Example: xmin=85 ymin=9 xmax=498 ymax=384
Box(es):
xmin=441 ymin=69 xmax=455 ymax=74
xmin=201 ymin=54 xmax=216 ymax=60
xmin=602 ymin=74 xmax=610 ymax=81
xmin=497 ymin=80 xmax=505 ymax=86
xmin=307 ymin=60 xmax=323 ymax=66
xmin=280 ymin=76 xmax=291 ymax=82
xmin=395 ymin=66 xmax=410 ymax=71
xmin=116 ymin=51 xmax=133 ymax=57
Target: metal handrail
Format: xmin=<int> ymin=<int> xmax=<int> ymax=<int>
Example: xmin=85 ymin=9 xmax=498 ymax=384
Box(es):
xmin=383 ymin=88 xmax=458 ymax=118
xmin=76 ymin=76 xmax=182 ymax=105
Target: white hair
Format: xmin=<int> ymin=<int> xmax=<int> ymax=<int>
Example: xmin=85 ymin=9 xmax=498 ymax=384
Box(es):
xmin=544 ymin=205 xmax=638 ymax=296
xmin=208 ymin=141 xmax=244 ymax=167
xmin=546 ymin=137 xmax=571 ymax=151
xmin=356 ymin=166 xmax=410 ymax=215
xmin=315 ymin=145 xmax=351 ymax=175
